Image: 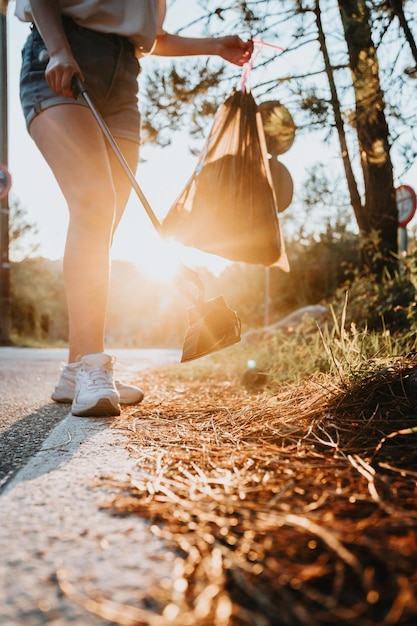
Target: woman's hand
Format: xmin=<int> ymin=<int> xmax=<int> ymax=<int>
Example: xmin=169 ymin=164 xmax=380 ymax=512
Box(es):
xmin=29 ymin=0 xmax=82 ymax=97
xmin=45 ymin=51 xmax=83 ymax=98
xmin=216 ymin=36 xmax=254 ymax=66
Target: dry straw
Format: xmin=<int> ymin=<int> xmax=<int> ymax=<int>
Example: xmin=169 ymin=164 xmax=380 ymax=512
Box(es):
xmin=60 ymin=350 xmax=417 ymax=625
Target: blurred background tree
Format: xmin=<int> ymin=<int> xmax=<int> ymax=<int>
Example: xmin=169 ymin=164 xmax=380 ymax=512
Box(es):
xmin=9 ymin=196 xmax=39 ymax=261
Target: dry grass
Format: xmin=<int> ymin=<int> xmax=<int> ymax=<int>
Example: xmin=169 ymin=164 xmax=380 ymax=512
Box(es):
xmin=70 ymin=352 xmax=417 ymax=626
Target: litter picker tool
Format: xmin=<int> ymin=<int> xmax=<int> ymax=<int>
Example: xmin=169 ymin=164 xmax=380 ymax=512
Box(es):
xmin=73 ymin=76 xmax=241 ymax=362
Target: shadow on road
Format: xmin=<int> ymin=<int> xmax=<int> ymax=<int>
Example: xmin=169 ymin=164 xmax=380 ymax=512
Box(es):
xmin=0 ymin=403 xmax=70 ymax=492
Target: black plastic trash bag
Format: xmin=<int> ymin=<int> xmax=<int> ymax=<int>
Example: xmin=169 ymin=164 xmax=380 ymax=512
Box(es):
xmin=163 ymin=89 xmax=288 ymax=268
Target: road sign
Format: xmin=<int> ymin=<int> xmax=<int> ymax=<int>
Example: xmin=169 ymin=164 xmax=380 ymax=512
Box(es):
xmin=0 ymin=164 xmax=11 ymax=200
xmin=396 ymin=184 xmax=416 ymax=228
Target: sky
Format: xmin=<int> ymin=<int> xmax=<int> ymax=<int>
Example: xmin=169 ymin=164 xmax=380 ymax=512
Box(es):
xmin=5 ymin=1 xmax=417 ymax=280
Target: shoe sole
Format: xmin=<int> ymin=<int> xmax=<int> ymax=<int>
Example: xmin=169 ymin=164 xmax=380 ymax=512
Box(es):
xmin=52 ymin=389 xmax=144 ymax=405
xmin=71 ymin=398 xmax=121 ymax=418
xmin=51 ymin=393 xmax=72 ymax=403
xmin=54 ymin=394 xmax=143 ymax=405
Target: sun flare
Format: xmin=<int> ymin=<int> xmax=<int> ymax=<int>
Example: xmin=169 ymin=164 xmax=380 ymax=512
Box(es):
xmin=139 ymin=238 xmax=181 ymax=281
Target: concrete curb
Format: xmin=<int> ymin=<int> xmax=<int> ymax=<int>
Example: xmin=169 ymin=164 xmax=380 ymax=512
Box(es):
xmin=0 ymin=350 xmax=182 ymax=625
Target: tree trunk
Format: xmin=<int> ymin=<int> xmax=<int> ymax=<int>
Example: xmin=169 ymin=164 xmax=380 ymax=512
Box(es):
xmin=314 ymin=2 xmax=367 ymax=233
xmin=338 ymin=0 xmax=398 ymax=276
xmin=390 ymin=0 xmax=417 ymax=68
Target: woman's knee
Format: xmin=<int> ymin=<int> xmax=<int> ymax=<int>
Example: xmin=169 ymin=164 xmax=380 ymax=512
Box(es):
xmin=68 ymin=183 xmax=117 ymax=231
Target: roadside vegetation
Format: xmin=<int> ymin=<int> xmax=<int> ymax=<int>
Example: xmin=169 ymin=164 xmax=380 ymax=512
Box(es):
xmin=57 ymin=315 xmax=417 ymax=625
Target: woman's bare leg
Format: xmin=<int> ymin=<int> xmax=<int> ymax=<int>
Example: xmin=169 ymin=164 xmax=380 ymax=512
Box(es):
xmin=29 ymin=104 xmax=138 ymax=363
xmin=65 ymin=137 xmax=139 ymax=360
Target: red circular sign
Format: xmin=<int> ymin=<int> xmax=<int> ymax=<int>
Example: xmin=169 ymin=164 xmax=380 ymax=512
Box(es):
xmin=396 ymin=184 xmax=416 ymax=228
xmin=0 ymin=165 xmax=12 ymax=201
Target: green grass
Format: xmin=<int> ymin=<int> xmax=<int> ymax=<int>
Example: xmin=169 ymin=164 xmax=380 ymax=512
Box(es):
xmin=161 ymin=310 xmax=417 ymax=388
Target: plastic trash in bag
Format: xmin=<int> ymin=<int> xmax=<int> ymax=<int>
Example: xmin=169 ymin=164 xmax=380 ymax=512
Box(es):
xmin=162 ymin=88 xmax=289 ymax=269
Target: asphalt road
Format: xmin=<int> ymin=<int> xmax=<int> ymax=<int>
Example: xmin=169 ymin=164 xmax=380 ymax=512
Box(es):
xmin=0 ymin=347 xmax=181 ymax=491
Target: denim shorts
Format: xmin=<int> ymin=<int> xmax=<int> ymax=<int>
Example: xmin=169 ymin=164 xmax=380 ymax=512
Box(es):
xmin=20 ymin=17 xmax=141 ymax=143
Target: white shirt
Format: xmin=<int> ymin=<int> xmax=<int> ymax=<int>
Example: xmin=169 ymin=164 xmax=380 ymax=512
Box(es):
xmin=15 ymin=0 xmax=166 ymax=53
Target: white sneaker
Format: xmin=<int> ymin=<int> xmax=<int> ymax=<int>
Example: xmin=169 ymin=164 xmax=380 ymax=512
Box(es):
xmin=71 ymin=353 xmax=121 ymax=417
xmin=52 ymin=361 xmax=144 ymax=405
